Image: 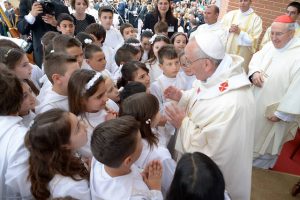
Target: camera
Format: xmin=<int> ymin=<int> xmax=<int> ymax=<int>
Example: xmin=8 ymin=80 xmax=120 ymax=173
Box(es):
xmin=37 ymin=0 xmax=55 ymax=15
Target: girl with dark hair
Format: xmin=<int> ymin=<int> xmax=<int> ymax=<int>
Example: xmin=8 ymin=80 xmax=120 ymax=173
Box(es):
xmin=142 ymin=0 xmax=178 ymax=38
xmin=140 ymin=29 xmax=154 ymax=62
xmin=117 ymin=60 xmax=150 ymax=89
xmin=145 ymin=34 xmax=170 ymax=82
xmin=170 ymin=32 xmax=188 ymax=53
xmin=68 ymin=69 xmax=112 ymax=158
xmin=119 ymin=92 xmax=176 ymax=196
xmin=166 ymin=152 xmax=231 ymax=200
xmin=20 ymin=80 xmax=37 ymax=128
xmin=25 ymin=109 xmax=90 ymax=199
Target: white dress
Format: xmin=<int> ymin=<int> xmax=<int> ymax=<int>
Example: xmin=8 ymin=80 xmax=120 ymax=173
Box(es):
xmin=90 ymin=158 xmax=163 ymax=200
xmin=0 ymin=116 xmax=32 ymax=199
xmin=103 ymin=26 xmax=124 ymax=51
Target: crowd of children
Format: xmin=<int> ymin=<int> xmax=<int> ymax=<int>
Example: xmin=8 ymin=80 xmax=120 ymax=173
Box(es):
xmin=0 ymin=4 xmax=228 ymax=200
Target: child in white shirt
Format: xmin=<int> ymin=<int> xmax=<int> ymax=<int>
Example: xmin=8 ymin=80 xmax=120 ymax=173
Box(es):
xmin=90 ymin=116 xmax=163 ymax=200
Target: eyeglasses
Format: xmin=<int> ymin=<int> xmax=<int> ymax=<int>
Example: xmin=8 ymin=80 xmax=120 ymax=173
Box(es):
xmin=184 ymin=57 xmax=206 ymax=66
xmin=270 ymin=31 xmax=290 ymax=37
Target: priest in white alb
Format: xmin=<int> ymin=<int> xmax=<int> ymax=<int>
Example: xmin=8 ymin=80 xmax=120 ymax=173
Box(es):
xmin=249 ymin=15 xmax=300 ymax=169
xmin=164 ymin=31 xmax=255 ymax=200
xmin=222 ymin=0 xmax=262 ymax=73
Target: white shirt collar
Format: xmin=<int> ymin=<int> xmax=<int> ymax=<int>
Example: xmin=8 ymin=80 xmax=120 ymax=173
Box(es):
xmin=240 ymin=8 xmax=254 ymax=16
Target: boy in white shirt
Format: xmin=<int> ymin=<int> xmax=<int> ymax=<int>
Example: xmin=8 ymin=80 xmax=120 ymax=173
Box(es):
xmin=90 ymin=116 xmax=163 ymax=200
xmin=150 ymin=45 xmax=185 ymax=147
xmin=98 ymin=6 xmax=124 ymax=51
xmin=35 ymin=52 xmax=79 ymax=114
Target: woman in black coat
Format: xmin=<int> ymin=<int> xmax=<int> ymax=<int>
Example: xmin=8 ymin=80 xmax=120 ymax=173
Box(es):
xmin=70 ymin=0 xmax=96 ymax=35
xmin=142 ymin=0 xmax=178 ymax=38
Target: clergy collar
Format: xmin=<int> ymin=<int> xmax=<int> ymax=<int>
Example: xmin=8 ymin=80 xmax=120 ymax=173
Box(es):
xmin=204 ymin=54 xmax=232 ymax=83
xmin=239 ymin=8 xmax=254 ymax=16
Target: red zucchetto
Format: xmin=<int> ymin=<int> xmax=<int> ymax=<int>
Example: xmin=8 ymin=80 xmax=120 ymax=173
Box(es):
xmin=273 ymin=15 xmax=295 ymax=23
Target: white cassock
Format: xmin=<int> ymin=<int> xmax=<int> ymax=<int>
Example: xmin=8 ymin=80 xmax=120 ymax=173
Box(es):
xmin=35 ymin=89 xmax=69 ymax=114
xmin=90 ymin=158 xmax=163 ymax=200
xmin=49 ymin=174 xmax=91 ymax=199
xmin=248 ymin=38 xmax=300 ymax=161
xmin=146 ymin=60 xmax=162 ymax=83
xmin=150 ymin=74 xmax=186 ymax=147
xmin=175 ymin=54 xmax=255 ymax=200
xmin=103 ymin=26 xmax=124 ymax=51
xmin=135 ymin=139 xmax=176 ymax=196
xmin=222 ymin=8 xmax=262 ymax=73
xmin=190 ymin=22 xmax=228 ymax=47
xmin=79 ymin=110 xmax=107 ymax=158
xmin=0 ymin=116 xmax=31 ymax=199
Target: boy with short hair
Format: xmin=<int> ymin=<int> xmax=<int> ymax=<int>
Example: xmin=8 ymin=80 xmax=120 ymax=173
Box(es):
xmin=98 ymin=6 xmax=124 ymax=50
xmin=150 ymin=44 xmax=185 ymax=147
xmin=85 ymin=23 xmax=118 ymax=75
xmin=90 ymin=116 xmax=163 ymax=200
xmin=35 ymin=52 xmax=79 ymax=114
xmin=56 ymin=13 xmax=75 ymax=36
xmin=154 ymin=21 xmax=168 ymax=37
xmin=120 ymin=23 xmax=137 ymax=40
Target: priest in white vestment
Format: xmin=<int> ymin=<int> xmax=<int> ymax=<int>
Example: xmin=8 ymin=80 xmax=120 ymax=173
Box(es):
xmin=164 ymin=31 xmax=255 ymax=200
xmin=190 ymin=5 xmax=228 ymax=46
xmin=248 ymin=15 xmax=300 ymax=169
xmin=222 ymin=0 xmax=262 ymax=73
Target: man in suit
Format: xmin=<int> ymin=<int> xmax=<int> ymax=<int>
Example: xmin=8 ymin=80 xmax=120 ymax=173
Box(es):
xmin=17 ymin=0 xmax=69 ymax=67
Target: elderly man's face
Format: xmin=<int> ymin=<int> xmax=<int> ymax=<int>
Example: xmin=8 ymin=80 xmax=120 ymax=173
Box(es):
xmin=271 ymin=22 xmax=294 ymax=49
xmin=184 ymin=40 xmax=214 ymax=81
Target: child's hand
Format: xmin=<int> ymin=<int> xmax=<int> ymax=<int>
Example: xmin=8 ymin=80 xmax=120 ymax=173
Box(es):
xmin=158 ymin=114 xmax=167 ymax=126
xmin=105 ymin=109 xmax=118 ymax=121
xmin=141 ymin=160 xmax=162 ymax=191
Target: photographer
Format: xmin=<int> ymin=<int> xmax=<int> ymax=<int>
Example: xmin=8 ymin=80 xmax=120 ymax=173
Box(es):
xmin=17 ymin=0 xmax=69 ymax=67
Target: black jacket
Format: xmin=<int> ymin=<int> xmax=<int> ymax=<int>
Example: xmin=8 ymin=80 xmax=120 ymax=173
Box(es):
xmin=72 ymin=13 xmax=96 ymax=35
xmin=17 ymin=0 xmax=69 ymax=67
xmin=142 ymin=12 xmax=178 ymax=38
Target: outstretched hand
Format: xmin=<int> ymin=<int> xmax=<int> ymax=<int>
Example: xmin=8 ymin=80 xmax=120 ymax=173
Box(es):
xmin=164 ymin=86 xmax=182 ymax=102
xmin=141 ymin=160 xmax=162 ymax=191
xmin=165 ymin=103 xmax=185 ymax=128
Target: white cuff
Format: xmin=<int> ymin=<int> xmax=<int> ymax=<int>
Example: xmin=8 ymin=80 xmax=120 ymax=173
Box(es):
xmin=149 ymin=190 xmax=163 ymax=200
xmin=24 ymin=13 xmax=36 ymax=25
xmin=274 ymin=111 xmax=296 ymax=122
xmin=238 ymin=31 xmax=252 ymax=46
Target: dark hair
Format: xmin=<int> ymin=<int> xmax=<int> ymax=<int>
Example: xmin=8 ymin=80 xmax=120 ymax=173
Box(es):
xmin=0 ymin=65 xmax=23 ymax=115
xmin=166 ymin=152 xmax=225 ymax=200
xmin=170 ymin=32 xmax=188 ymax=45
xmin=68 ymin=69 xmax=105 ymax=115
xmin=125 ymin=37 xmax=143 ymax=61
xmin=141 ymin=30 xmax=154 ymax=41
xmin=287 ymin=1 xmax=300 ymax=13
xmin=98 ymin=5 xmax=113 ymax=17
xmin=84 ymin=44 xmax=102 ymax=59
xmin=119 ymin=82 xmax=147 ymax=101
xmin=70 ymin=0 xmax=89 ymax=9
xmin=117 ymin=61 xmax=149 ymax=88
xmin=25 ymin=109 xmax=89 ymax=200
xmin=53 ymin=35 xmax=82 ymax=53
xmin=120 ymin=23 xmax=134 ymax=36
xmin=154 ymin=21 xmax=168 ymax=34
xmin=76 ymin=32 xmax=95 ymax=49
xmin=0 ymin=39 xmax=21 ymax=49
xmin=85 ymin=23 xmax=106 ymax=42
xmin=119 ymin=93 xmax=159 ymax=148
xmin=115 ymin=44 xmax=140 ymax=66
xmin=91 ymin=116 xmax=140 ymax=168
xmin=0 ymin=47 xmax=26 ymax=70
xmin=157 ymin=44 xmax=178 ymax=64
xmin=41 ymin=31 xmax=59 ymax=47
xmin=147 ymin=34 xmax=170 ymax=64
xmin=57 ymin=13 xmax=74 ymax=26
xmin=153 ymin=0 xmax=176 ymax=24
xmin=44 ymin=52 xmax=78 ymax=83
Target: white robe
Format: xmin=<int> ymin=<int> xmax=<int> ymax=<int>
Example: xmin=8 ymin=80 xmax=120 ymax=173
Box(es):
xmin=248 ymin=38 xmax=300 ymax=158
xmin=21 ymin=110 xmax=36 ymax=128
xmin=146 ymin=60 xmax=162 ymax=83
xmin=150 ymin=74 xmax=186 ymax=147
xmin=49 ymin=174 xmax=91 ymax=199
xmin=90 ymin=158 xmax=163 ymax=200
xmin=178 ymin=71 xmax=196 ymax=91
xmin=35 ymin=89 xmax=69 ymax=114
xmin=81 ymin=60 xmax=113 ymax=79
xmin=175 ymin=54 xmax=255 ymax=200
xmin=190 ymin=22 xmax=228 ymax=47
xmin=222 ymin=8 xmax=263 ymax=72
xmin=135 ymin=139 xmax=176 ymax=196
xmin=79 ymin=110 xmax=107 ymax=158
xmin=102 ymin=44 xmax=119 ymax=75
xmin=0 ymin=116 xmax=31 ymax=199
xmin=103 ymin=26 xmax=124 ymax=51
xmin=36 ymin=74 xmax=52 ymax=104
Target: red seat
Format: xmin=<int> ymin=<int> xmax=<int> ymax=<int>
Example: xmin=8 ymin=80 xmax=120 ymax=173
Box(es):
xmin=272 ymin=128 xmax=300 ymax=175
